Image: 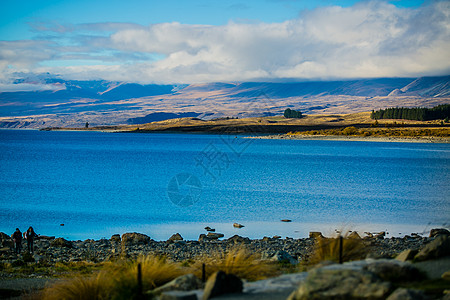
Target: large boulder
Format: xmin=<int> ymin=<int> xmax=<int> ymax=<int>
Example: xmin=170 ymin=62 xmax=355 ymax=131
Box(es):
xmin=363 ymin=261 xmax=423 ymax=282
xmin=395 ymin=249 xmax=418 ymax=262
xmin=0 ymin=232 xmax=13 ymax=248
xmin=227 ymin=235 xmax=250 ymax=245
xmin=168 ymin=233 xmax=184 ymax=242
xmin=288 ymin=268 xmax=391 ymax=300
xmin=386 ymin=288 xmax=426 ymax=300
xmin=110 ymin=234 xmax=121 ymax=242
xmin=309 ymin=232 xmax=324 ymax=239
xmin=206 ymin=232 xmax=224 ymax=240
xmin=202 ymin=271 xmax=243 ymax=300
xmin=270 ymin=250 xmax=298 ymax=265
xmin=414 ymin=235 xmax=450 ymax=261
xmin=429 ymin=228 xmax=450 ymax=238
xmin=121 ymin=232 xmax=150 ymax=246
xmin=50 ymin=238 xmax=73 ymax=248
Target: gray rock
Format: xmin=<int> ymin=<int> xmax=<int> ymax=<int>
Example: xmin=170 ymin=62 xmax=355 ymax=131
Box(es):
xmin=152 ymin=274 xmax=203 ymax=295
xmin=396 ymin=249 xmax=418 ymax=262
xmin=168 ymin=233 xmax=184 ymax=242
xmin=121 ymin=232 xmax=150 ymax=246
xmin=364 ymin=261 xmax=423 ymax=282
xmin=414 ymin=235 xmax=450 ymax=261
xmin=50 ymin=238 xmax=73 ymax=248
xmin=288 ymin=268 xmax=391 ymax=300
xmin=429 ymin=228 xmax=450 ymax=238
xmin=202 ymin=271 xmax=243 ymax=300
xmin=233 ymin=223 xmax=245 ymax=228
xmin=271 ymin=250 xmax=298 ymax=265
xmin=204 ymin=227 xmax=215 ymax=232
xmin=386 ymin=288 xmax=426 ymax=300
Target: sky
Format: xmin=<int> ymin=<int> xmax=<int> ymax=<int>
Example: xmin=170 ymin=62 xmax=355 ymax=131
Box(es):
xmin=0 ymin=0 xmax=449 ymax=89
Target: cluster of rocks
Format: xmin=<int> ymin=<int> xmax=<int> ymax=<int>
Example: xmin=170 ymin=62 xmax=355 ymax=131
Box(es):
xmin=143 ymin=233 xmax=450 ymax=300
xmin=0 ymin=229 xmax=449 ymax=299
xmin=0 ymin=229 xmax=443 ymax=267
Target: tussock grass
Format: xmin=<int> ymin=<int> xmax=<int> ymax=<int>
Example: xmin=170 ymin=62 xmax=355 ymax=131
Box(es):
xmin=192 ymin=247 xmax=277 ymax=281
xmin=40 ymin=255 xmax=187 ymax=300
xmin=310 ymin=232 xmax=367 ymax=265
xmin=42 ymin=274 xmax=108 ymax=300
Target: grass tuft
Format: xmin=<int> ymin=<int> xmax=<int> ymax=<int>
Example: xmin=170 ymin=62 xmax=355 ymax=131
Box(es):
xmin=310 ymin=232 xmax=367 ymax=265
xmin=40 ymin=255 xmax=187 ymax=299
xmin=192 ymin=247 xmax=277 ymax=281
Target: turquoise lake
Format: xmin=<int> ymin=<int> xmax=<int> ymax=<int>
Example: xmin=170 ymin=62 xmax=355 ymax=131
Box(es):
xmin=0 ymin=129 xmax=449 ymax=240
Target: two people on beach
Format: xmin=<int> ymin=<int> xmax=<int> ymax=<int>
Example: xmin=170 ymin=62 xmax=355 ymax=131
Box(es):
xmin=11 ymin=227 xmax=38 ymax=254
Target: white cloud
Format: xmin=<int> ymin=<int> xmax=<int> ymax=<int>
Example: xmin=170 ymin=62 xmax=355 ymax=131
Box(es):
xmin=1 ymin=0 xmax=449 ymax=86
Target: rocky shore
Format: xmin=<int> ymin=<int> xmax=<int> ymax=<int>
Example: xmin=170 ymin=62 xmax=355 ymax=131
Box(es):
xmin=0 ymin=230 xmax=436 ymax=267
xmin=1 ymin=229 xmax=449 ymax=299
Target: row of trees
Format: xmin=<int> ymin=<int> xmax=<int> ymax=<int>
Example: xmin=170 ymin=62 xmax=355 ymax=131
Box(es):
xmin=284 ymin=108 xmax=303 ymax=118
xmin=370 ymin=104 xmax=450 ymax=121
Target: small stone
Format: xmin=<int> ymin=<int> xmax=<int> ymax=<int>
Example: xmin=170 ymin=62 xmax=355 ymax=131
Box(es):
xmin=204 ymin=227 xmax=215 ymax=232
xmin=429 ymin=228 xmax=450 ymax=238
xmin=309 ymin=232 xmax=324 ymax=239
xmin=386 ymin=288 xmax=426 ymax=300
xmin=202 ymin=271 xmax=243 ymax=300
xmin=168 ymin=233 xmax=184 ymax=242
xmin=233 ymin=223 xmax=244 ymax=228
xmin=281 ymin=219 xmax=292 ymax=222
xmin=396 ymin=249 xmax=418 ymax=262
xmin=273 ymin=235 xmax=282 ymax=239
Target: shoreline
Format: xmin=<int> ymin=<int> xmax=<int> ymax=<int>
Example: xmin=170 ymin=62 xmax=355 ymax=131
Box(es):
xmin=248 ymin=134 xmax=450 ymax=143
xmin=10 ymin=127 xmax=450 ymax=143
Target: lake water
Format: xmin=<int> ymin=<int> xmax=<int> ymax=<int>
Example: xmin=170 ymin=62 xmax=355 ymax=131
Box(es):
xmin=0 ymin=129 xmax=449 ymax=241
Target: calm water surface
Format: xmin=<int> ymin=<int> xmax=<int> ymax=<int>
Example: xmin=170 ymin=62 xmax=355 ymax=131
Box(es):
xmin=0 ymin=129 xmax=449 ymax=240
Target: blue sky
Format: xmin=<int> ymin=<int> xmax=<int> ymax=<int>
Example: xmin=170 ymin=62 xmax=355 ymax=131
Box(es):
xmin=0 ymin=0 xmax=448 ymax=88
xmin=0 ymin=0 xmax=426 ymax=40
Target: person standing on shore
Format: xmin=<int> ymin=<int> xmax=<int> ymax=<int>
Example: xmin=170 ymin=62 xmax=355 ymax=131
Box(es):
xmin=24 ymin=227 xmax=38 ymax=254
xmin=11 ymin=228 xmax=22 ymax=254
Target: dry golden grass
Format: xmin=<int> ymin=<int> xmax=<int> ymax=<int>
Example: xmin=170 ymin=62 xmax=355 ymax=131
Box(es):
xmin=40 ymin=255 xmax=188 ymax=300
xmin=192 ymin=247 xmax=277 ymax=281
xmin=42 ymin=274 xmax=108 ymax=300
xmin=309 ymin=232 xmax=367 ymax=265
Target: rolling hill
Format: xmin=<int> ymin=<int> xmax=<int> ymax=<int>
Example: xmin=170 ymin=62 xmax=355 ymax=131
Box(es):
xmin=0 ymin=75 xmax=449 ymax=128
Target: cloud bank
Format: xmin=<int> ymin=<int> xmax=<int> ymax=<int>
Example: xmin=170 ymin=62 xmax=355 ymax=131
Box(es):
xmin=1 ymin=0 xmax=449 ymax=86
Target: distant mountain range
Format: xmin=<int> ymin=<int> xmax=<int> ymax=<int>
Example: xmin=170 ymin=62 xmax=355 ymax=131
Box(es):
xmin=0 ymin=75 xmax=449 ymax=128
